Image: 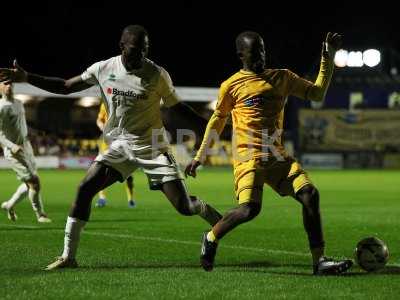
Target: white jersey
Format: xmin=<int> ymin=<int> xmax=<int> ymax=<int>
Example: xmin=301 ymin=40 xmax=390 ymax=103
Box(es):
xmin=0 ymin=97 xmax=28 ymax=149
xmin=81 ymin=56 xmax=179 ymax=150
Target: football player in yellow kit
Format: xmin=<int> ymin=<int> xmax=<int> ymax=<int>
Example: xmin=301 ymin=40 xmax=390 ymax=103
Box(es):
xmin=186 ymin=31 xmax=353 ymax=275
xmin=95 ymin=103 xmax=136 ymax=208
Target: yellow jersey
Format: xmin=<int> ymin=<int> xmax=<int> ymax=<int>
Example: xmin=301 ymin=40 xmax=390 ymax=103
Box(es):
xmin=97 ymin=103 xmax=108 ymax=124
xmin=214 ymin=69 xmax=313 ymax=161
xmin=97 ymin=103 xmax=108 ymax=153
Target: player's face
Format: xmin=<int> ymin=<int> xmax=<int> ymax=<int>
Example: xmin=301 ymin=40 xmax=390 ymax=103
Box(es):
xmin=120 ymin=34 xmax=149 ymax=71
xmin=240 ymin=37 xmax=266 ymax=73
xmin=0 ymin=82 xmax=12 ymax=98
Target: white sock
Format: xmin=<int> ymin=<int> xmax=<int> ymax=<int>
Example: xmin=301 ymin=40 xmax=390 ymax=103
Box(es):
xmin=5 ymin=183 xmax=28 ymax=209
xmin=61 ymin=216 xmax=86 ymax=259
xmin=28 ymin=188 xmax=45 ymax=218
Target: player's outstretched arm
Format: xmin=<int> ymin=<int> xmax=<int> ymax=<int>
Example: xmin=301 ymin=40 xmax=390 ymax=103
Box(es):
xmin=307 ymin=32 xmax=342 ymax=102
xmin=0 ymin=60 xmax=93 ymax=95
xmin=184 ymin=112 xmax=228 ymax=178
xmin=185 ymin=82 xmax=233 ymax=178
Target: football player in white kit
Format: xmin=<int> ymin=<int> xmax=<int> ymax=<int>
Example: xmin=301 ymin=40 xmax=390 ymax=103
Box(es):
xmin=0 ymin=82 xmax=52 ymax=223
xmin=0 ymin=25 xmax=222 ymax=270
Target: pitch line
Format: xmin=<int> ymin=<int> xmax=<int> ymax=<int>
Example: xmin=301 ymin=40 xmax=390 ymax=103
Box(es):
xmin=0 ymin=223 xmax=307 ymax=257
xmin=2 ymin=223 xmax=399 ymax=267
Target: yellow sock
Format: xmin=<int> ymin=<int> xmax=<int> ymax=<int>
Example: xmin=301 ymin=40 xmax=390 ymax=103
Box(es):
xmin=99 ymin=190 xmax=106 ymax=199
xmin=125 ymin=183 xmax=134 ymax=201
xmin=207 ymin=230 xmax=217 ymax=243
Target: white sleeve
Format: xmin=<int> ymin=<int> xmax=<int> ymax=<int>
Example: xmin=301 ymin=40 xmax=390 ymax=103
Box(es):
xmin=81 ymin=61 xmax=102 ymax=85
xmin=0 ymin=110 xmax=17 ymax=149
xmin=158 ymin=67 xmax=180 ymax=108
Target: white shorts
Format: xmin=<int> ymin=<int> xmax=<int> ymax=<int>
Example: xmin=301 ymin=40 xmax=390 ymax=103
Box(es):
xmin=4 ymin=140 xmax=37 ymax=181
xmin=95 ymin=139 xmax=183 ymax=190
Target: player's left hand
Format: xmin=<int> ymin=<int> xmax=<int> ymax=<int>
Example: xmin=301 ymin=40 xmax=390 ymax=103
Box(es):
xmin=184 ymin=159 xmax=201 ymax=178
xmin=323 ymin=32 xmax=342 ymax=59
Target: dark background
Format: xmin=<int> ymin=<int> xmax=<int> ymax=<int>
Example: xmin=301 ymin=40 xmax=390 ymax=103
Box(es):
xmin=2 ymin=2 xmax=399 ymax=87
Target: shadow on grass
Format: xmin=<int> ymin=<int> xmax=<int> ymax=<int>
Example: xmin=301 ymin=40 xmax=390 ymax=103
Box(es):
xmin=337 ymin=265 xmax=400 ymax=276
xmin=75 ymin=260 xmax=310 ymax=272
xmin=71 ymin=261 xmax=400 ymax=277
xmin=267 ymin=265 xmax=400 ymax=277
xmin=7 ymin=262 xmax=400 ymax=278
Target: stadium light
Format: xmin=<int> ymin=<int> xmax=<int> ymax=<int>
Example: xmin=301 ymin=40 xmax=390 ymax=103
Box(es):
xmin=347 ymin=51 xmax=364 ymax=67
xmin=334 ymin=49 xmax=381 ymax=68
xmin=363 ymin=49 xmax=381 ymax=67
xmin=76 ymin=97 xmax=100 ymax=107
xmin=334 ymin=49 xmax=348 ymax=67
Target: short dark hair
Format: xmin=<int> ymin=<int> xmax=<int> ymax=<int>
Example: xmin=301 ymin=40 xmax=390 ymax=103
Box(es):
xmin=121 ymin=25 xmax=148 ymax=41
xmin=236 ymin=31 xmax=262 ymax=52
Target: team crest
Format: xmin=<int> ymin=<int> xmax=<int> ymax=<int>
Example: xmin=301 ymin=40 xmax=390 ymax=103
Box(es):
xmin=108 ymin=74 xmax=116 ymax=81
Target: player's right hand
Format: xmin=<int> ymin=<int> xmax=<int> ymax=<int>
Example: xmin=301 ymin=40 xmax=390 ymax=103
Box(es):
xmin=184 ymin=159 xmax=201 ymax=178
xmin=0 ymin=59 xmax=28 ymax=84
xmin=11 ymin=144 xmax=22 ymax=154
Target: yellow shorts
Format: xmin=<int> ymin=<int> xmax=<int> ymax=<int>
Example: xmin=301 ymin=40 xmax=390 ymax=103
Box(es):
xmin=234 ymin=157 xmax=312 ymax=204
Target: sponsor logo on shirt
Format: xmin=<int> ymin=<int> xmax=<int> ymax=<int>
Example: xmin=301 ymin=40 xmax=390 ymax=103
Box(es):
xmin=244 ymin=96 xmax=265 ymax=107
xmin=106 ymin=87 xmax=147 ymax=100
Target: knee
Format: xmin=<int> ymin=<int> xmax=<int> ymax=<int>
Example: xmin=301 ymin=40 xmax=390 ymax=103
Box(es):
xmin=178 ymin=200 xmax=196 ymax=216
xmin=240 ymin=201 xmax=262 ymax=222
xmin=297 ymin=186 xmax=319 ymax=208
xmin=176 ymin=196 xmax=198 ymax=216
xmin=77 ymin=179 xmax=94 ymax=198
xmin=27 ymin=176 xmax=40 ymax=192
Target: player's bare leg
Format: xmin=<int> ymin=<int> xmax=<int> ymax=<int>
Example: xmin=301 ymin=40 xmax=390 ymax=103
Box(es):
xmin=161 ymin=179 xmax=222 ymax=226
xmin=25 ymin=176 xmax=51 ymax=223
xmin=200 ymin=187 xmax=263 ymax=271
xmin=45 ymin=162 xmax=120 ymax=270
xmin=295 ymin=184 xmax=352 ymax=275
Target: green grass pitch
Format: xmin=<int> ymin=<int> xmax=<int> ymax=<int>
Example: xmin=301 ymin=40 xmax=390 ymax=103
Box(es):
xmin=1 ymin=168 xmax=400 ymax=299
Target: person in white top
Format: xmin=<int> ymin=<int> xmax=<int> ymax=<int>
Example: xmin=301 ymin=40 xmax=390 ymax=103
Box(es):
xmin=0 ymin=25 xmax=221 ymax=270
xmin=0 ymin=82 xmax=52 ymax=223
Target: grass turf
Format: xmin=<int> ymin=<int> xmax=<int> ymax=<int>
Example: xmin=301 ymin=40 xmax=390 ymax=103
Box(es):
xmin=0 ymin=168 xmax=399 ymax=299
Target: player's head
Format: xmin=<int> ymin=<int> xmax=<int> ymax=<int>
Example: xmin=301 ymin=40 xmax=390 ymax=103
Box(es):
xmin=236 ymin=31 xmax=266 ymax=73
xmin=119 ymin=25 xmax=149 ymax=71
xmin=0 ymin=81 xmax=13 ymax=99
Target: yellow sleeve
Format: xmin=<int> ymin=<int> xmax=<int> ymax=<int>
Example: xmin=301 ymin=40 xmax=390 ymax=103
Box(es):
xmin=97 ymin=103 xmax=108 ymax=123
xmin=286 ymin=70 xmax=314 ymax=99
xmin=286 ymin=54 xmax=334 ymax=102
xmin=307 ymin=55 xmax=335 ymax=102
xmin=194 ymin=82 xmax=233 ymax=162
xmin=214 ymin=82 xmax=234 ymax=117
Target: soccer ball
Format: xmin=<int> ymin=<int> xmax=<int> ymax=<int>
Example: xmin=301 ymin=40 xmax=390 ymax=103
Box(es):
xmin=355 ymin=237 xmax=389 ymax=272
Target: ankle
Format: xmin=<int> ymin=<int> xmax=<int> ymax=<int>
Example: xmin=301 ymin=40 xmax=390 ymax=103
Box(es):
xmin=207 ymin=230 xmax=218 ymax=243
